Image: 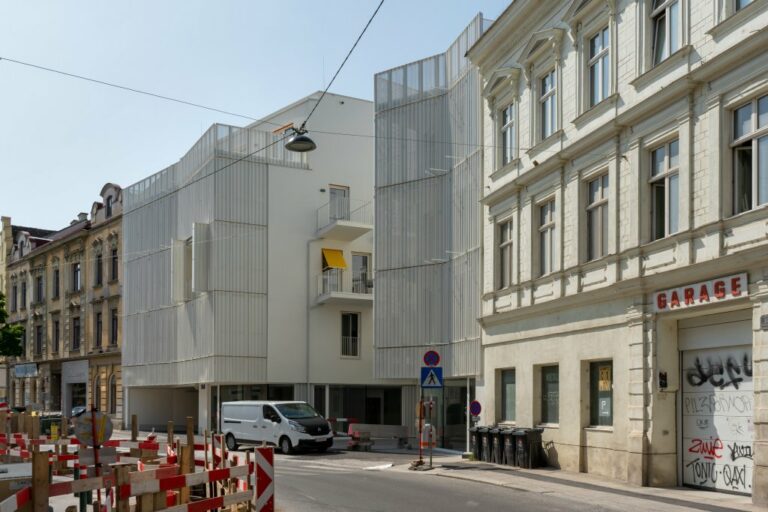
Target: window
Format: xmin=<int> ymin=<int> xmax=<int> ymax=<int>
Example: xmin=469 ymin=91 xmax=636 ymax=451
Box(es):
xmin=540 ymin=70 xmax=557 ymax=139
xmin=10 ymin=285 xmax=17 ymax=312
xmin=20 ymin=282 xmax=26 ymax=310
xmin=500 ymin=103 xmax=515 ymax=165
xmin=586 ymin=175 xmax=609 ymax=260
xmin=95 ymin=312 xmax=102 ymax=348
xmin=263 ymin=405 xmax=280 ymax=422
xmin=650 ymin=139 xmax=679 ymax=239
xmin=590 ymin=361 xmax=613 ymax=426
xmin=736 ymin=0 xmax=753 ymax=11
xmin=352 ymin=254 xmax=371 ymax=294
xmin=329 ymin=185 xmax=350 ymax=221
xmin=110 ymin=248 xmax=118 ymax=281
xmin=108 ymin=374 xmax=117 ymax=415
xmin=53 ymin=320 xmax=60 ymax=354
xmin=541 ymin=365 xmax=559 ymax=424
xmin=110 ymin=308 xmax=118 ymax=346
xmin=52 ymin=269 xmax=60 ymax=299
xmin=72 ymin=317 xmax=81 ymax=351
xmin=341 ymin=312 xmax=360 ymax=357
xmin=35 ymin=325 xmax=43 ymax=356
xmin=588 ymin=27 xmax=610 ymax=107
xmin=94 ymin=376 xmax=101 ymax=412
xmin=651 ymin=0 xmax=680 ymax=65
xmin=501 ymin=369 xmax=516 ymax=422
xmin=732 ymin=95 xmax=768 ymax=213
xmin=497 ymin=220 xmax=513 ymax=289
xmin=95 ymin=253 xmax=103 ymax=286
xmin=71 ymin=262 xmax=81 ymax=292
xmin=35 ymin=276 xmax=43 ymax=303
xmin=105 ymin=196 xmax=113 ymax=218
xmin=538 ymin=200 xmax=556 ymax=276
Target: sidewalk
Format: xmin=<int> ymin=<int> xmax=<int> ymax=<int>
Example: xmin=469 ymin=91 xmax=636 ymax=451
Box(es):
xmin=415 ymin=459 xmax=764 ymax=512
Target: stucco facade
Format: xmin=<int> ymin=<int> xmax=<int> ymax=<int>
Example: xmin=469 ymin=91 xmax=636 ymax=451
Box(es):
xmin=468 ymin=0 xmax=768 ymax=504
xmin=4 ymin=184 xmax=124 ymax=425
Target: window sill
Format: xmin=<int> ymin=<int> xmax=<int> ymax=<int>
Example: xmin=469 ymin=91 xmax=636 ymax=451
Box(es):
xmin=536 ymin=423 xmax=559 ymax=429
xmin=340 ymin=355 xmax=361 ymax=360
xmin=572 ymin=93 xmax=619 ymax=127
xmin=630 ymin=45 xmax=693 ymax=89
xmin=107 ymin=279 xmax=119 ymax=285
xmin=93 ymin=283 xmax=103 ymax=290
xmin=526 ymin=130 xmax=563 ymax=158
xmin=490 ymin=159 xmax=519 ymax=182
xmin=708 ymin=2 xmax=766 ymax=37
xmin=583 ymin=426 xmax=614 ymax=433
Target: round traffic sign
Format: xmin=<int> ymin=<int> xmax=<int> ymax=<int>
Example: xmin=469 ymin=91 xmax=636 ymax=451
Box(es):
xmin=423 ymin=350 xmax=440 ymax=367
xmin=469 ymin=400 xmax=482 ymax=416
xmin=73 ymin=411 xmax=113 ymax=447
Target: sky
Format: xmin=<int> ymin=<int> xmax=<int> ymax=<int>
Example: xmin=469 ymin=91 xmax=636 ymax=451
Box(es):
xmin=0 ymin=1 xmax=509 ymax=229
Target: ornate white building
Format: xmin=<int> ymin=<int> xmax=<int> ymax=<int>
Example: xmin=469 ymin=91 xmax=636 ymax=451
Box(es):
xmin=468 ymin=0 xmax=768 ymax=504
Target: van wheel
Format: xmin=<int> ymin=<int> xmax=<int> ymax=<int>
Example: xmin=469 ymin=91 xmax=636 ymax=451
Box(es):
xmin=225 ymin=433 xmax=238 ymax=451
xmin=279 ymin=436 xmax=294 ymax=455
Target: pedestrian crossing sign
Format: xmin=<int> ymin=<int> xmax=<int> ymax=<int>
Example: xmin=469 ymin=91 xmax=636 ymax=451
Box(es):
xmin=420 ymin=366 xmax=443 ymax=388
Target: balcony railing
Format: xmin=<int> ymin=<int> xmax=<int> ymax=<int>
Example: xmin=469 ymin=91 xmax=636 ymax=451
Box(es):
xmin=341 ymin=336 xmax=360 ymax=357
xmin=317 ymin=269 xmax=373 ymax=300
xmin=316 ymin=199 xmax=373 ymax=232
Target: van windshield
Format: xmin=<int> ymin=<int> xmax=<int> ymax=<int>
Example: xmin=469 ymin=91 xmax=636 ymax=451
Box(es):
xmin=275 ymin=403 xmax=321 ymax=419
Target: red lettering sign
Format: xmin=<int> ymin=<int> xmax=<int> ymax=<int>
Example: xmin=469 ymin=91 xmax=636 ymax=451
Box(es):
xmin=714 ymin=280 xmax=725 ymax=299
xmin=657 ymin=293 xmax=667 ymax=310
xmin=670 ymin=290 xmax=680 ymax=308
xmin=731 ymin=276 xmax=742 ymax=296
xmin=699 ymin=284 xmax=710 ymax=303
xmin=652 ymin=273 xmax=747 ymax=313
xmin=684 ymin=287 xmax=695 ymax=305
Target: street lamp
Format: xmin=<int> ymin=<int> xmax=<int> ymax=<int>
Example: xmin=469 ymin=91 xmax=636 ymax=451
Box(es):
xmin=285 ymin=127 xmax=317 ymax=153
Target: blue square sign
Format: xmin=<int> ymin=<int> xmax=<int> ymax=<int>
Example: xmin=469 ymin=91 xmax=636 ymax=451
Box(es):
xmin=420 ymin=366 xmax=443 ymax=388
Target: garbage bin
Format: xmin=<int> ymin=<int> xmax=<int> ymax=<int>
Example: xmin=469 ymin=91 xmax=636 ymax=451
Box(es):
xmin=469 ymin=426 xmax=481 ymax=461
xmin=501 ymin=428 xmax=516 ymax=466
xmin=514 ymin=428 xmax=544 ymax=468
xmin=477 ymin=427 xmax=490 ymax=462
xmin=489 ymin=428 xmax=502 ymax=464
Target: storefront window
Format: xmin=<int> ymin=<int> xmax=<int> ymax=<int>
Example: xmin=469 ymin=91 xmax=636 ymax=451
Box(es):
xmin=590 ymin=361 xmax=613 ymax=426
xmin=501 ymin=369 xmax=516 ymax=422
xmin=541 ymin=365 xmax=559 ymax=424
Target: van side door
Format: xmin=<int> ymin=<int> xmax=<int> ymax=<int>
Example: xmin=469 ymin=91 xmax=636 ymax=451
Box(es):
xmin=261 ymin=405 xmax=281 ymax=445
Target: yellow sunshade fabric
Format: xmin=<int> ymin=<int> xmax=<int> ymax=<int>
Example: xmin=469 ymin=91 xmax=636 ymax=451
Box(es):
xmin=322 ymin=248 xmax=347 ymax=269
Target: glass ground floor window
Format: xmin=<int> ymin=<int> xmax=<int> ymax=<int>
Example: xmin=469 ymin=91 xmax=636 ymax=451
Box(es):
xmin=329 ymin=385 xmax=401 ymax=426
xmin=589 ymin=360 xmax=613 ymax=426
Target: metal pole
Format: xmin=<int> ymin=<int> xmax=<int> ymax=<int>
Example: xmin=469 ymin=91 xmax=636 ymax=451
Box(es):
xmin=466 ymin=377 xmax=470 ymax=454
xmin=428 ymin=397 xmax=433 ymax=469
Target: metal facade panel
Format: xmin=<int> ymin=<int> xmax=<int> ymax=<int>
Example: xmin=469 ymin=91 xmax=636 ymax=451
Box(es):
xmin=374 ymin=17 xmax=485 ymax=379
xmin=209 ymin=221 xmax=267 ymax=294
xmin=213 ymin=159 xmax=268 ymax=225
xmin=213 ymin=291 xmax=267 ymax=358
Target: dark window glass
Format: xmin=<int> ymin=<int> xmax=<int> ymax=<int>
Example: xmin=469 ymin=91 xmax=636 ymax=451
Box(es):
xmin=95 ymin=254 xmax=103 ymax=286
xmin=95 ymin=313 xmax=102 ymax=348
xmin=20 ymin=282 xmax=26 ymax=310
xmin=35 ymin=325 xmax=43 ymax=355
xmin=72 ymin=317 xmax=81 ymax=351
xmin=110 ymin=309 xmax=118 ymax=345
xmin=35 ymin=276 xmax=43 ymax=302
xmin=541 ymin=366 xmax=559 ymax=424
xmin=53 ymin=320 xmax=60 ymax=353
xmin=53 ymin=269 xmax=60 ymax=298
xmin=590 ymin=361 xmax=613 ymax=426
xmin=501 ymin=369 xmax=516 ymax=422
xmin=111 ymin=248 xmax=118 ymax=281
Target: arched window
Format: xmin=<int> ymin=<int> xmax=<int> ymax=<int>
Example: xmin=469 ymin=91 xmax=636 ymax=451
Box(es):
xmin=108 ymin=374 xmax=117 ymax=415
xmin=93 ymin=376 xmax=101 ymax=411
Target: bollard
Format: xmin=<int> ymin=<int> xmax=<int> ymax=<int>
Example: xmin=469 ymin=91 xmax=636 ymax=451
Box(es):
xmin=167 ymin=420 xmax=174 ymax=447
xmin=32 ymin=451 xmax=49 ymax=512
xmin=131 ymin=414 xmax=138 ymax=442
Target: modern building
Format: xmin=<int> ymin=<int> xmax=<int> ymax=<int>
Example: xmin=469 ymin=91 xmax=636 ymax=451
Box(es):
xmin=467 ymin=0 xmax=768 ymax=504
xmin=122 ymin=92 xmax=409 ymax=435
xmin=373 ymin=14 xmax=490 ymax=449
xmin=4 ymin=184 xmax=124 ymax=425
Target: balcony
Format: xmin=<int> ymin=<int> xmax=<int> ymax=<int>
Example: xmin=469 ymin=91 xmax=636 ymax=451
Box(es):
xmin=316 ymin=199 xmax=373 ymax=241
xmin=316 ymin=268 xmax=373 ymax=305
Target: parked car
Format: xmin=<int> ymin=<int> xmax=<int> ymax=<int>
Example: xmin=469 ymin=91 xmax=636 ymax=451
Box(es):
xmin=220 ymin=400 xmax=333 ymax=454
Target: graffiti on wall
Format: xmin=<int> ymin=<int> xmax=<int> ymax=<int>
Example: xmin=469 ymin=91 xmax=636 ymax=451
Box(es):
xmin=682 ymin=346 xmax=753 ymax=495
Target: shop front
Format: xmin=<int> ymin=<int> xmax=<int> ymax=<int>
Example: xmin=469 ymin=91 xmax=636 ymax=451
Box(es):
xmin=61 ymin=360 xmax=88 ymax=417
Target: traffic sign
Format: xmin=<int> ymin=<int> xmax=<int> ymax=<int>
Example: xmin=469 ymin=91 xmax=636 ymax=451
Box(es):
xmin=420 ymin=367 xmax=443 ymax=388
xmin=423 ymin=350 xmax=441 ymax=367
xmin=73 ymin=411 xmax=113 ymax=447
xmin=469 ymin=400 xmax=482 ymax=416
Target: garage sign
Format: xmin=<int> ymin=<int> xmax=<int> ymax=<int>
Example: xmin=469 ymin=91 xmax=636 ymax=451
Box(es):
xmin=653 ymin=273 xmax=747 ymax=313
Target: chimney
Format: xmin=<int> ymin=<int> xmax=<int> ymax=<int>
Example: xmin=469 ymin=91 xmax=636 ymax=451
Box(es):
xmin=77 ymin=212 xmax=88 ymax=222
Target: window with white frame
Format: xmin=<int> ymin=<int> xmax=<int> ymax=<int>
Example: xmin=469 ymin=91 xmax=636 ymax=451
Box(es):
xmin=341 ymin=312 xmax=360 ymax=357
xmin=497 ymin=219 xmax=513 ymax=289
xmin=732 ymin=95 xmax=768 ymax=213
xmin=540 ymin=71 xmax=557 ymax=139
xmin=588 ymin=27 xmax=610 ymax=107
xmin=586 ymin=174 xmax=609 ymax=261
xmin=651 ymin=0 xmax=680 ymax=65
xmin=650 ymin=139 xmax=679 ymax=240
xmin=538 ymin=200 xmax=556 ymax=276
xmin=500 ymin=103 xmax=515 ymax=165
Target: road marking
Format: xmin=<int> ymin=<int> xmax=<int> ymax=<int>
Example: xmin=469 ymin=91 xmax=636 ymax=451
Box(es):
xmin=363 ymin=463 xmax=393 ymax=471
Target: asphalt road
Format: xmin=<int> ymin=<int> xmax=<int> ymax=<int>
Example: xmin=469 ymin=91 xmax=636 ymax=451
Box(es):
xmin=271 ymin=450 xmax=610 ymax=512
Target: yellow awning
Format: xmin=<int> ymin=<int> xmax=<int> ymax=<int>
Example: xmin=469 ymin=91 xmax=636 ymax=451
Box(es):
xmin=322 ymin=248 xmax=347 ymax=269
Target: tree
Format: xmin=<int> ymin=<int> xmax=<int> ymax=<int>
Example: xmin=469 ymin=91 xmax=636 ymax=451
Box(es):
xmin=0 ymin=292 xmax=23 ymax=357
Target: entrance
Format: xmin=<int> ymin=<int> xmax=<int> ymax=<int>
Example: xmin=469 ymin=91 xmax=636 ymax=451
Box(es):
xmin=421 ymin=379 xmax=474 ymax=451
xmin=680 ymin=314 xmax=753 ymax=495
xmin=70 ymin=383 xmax=87 ymax=410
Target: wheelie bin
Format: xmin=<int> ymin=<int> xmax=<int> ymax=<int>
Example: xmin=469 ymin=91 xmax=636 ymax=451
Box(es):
xmin=514 ymin=428 xmax=545 ymax=468
xmin=489 ymin=427 xmax=503 ymax=464
xmin=469 ymin=426 xmax=481 ymax=461
xmin=478 ymin=427 xmax=490 ymax=462
xmin=501 ymin=428 xmax=516 ymax=466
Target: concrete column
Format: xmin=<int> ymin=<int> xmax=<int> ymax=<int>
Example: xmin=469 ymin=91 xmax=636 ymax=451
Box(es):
xmin=751 ymin=277 xmax=768 ymax=506
xmin=626 ymin=303 xmax=649 ymax=486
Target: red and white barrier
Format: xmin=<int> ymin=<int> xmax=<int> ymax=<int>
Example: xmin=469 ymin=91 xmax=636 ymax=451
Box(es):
xmin=0 ymin=487 xmax=30 ymax=512
xmin=255 ymin=447 xmax=274 ymax=512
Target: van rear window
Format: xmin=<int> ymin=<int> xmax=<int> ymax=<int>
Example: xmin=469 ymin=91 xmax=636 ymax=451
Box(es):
xmin=276 ymin=403 xmax=320 ymax=419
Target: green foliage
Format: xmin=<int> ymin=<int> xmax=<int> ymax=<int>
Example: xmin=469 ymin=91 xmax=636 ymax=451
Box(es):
xmin=0 ymin=293 xmax=23 ymax=357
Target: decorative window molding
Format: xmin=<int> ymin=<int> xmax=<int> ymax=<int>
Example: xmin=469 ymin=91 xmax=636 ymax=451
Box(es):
xmin=484 ymin=67 xmax=523 ymax=173
xmin=522 ymin=28 xmax=565 ymax=146
xmin=636 ymin=0 xmax=688 ymax=76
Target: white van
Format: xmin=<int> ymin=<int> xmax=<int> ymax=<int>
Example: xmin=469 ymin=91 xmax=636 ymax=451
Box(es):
xmin=220 ymin=401 xmax=333 ymax=454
